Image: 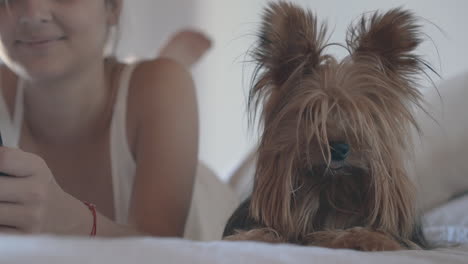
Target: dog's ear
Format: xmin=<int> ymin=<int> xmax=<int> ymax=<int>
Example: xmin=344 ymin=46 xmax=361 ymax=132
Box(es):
xmin=249 ymin=1 xmax=328 ymax=126
xmin=346 ymin=8 xmax=424 ymax=73
xmin=252 ymin=1 xmax=327 ymax=89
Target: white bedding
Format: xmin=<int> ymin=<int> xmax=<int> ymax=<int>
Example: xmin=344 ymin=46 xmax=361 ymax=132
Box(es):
xmin=424 ymin=195 xmax=468 ymax=245
xmin=0 ymin=237 xmax=466 ymax=264
xmin=0 ymin=196 xmax=467 ymax=264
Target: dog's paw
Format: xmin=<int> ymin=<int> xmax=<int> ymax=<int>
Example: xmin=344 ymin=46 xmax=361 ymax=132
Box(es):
xmin=305 ymin=227 xmax=403 ymax=251
xmin=224 ymin=228 xmax=286 ymax=244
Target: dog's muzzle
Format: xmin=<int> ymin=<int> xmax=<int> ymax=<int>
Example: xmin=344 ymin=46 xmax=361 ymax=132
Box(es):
xmin=330 ymin=142 xmax=350 ymax=162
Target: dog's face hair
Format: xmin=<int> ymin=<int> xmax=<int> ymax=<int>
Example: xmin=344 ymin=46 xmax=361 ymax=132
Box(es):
xmin=248 ymin=1 xmax=434 ymax=242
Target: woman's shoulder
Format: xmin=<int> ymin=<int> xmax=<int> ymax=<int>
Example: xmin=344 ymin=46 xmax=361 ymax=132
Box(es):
xmin=128 ymin=57 xmax=194 ymax=92
xmin=121 ymin=57 xmax=198 ymax=153
xmin=110 ymin=57 xmax=194 ymax=98
xmin=124 ymin=57 xmax=196 ymax=109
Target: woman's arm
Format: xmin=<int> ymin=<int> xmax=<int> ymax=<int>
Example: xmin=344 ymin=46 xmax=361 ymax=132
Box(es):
xmin=0 ymin=58 xmax=198 ymax=238
xmin=71 ymin=59 xmax=199 ymax=237
xmin=52 ymin=59 xmax=198 ymax=237
xmin=126 ymin=58 xmax=199 ymax=237
xmin=50 ymin=191 xmax=145 ymax=237
xmin=0 ymin=146 xmax=145 ymax=237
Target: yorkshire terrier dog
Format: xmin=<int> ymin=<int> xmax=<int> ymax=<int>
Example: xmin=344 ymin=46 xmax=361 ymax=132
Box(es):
xmin=223 ymin=1 xmax=435 ymax=251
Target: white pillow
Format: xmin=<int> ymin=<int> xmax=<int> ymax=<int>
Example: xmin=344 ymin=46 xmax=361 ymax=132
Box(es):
xmin=423 ymin=195 xmax=468 ymax=244
xmin=185 ymin=163 xmax=240 ymax=241
xmin=411 ymin=71 xmax=468 ymax=211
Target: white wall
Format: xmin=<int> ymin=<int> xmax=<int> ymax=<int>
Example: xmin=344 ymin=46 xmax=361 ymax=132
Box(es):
xmin=120 ymin=0 xmax=468 ymax=181
xmin=115 ymin=0 xmax=196 ymax=60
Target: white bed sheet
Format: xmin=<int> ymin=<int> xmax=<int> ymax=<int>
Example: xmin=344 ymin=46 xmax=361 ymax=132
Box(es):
xmin=0 ymin=236 xmax=466 ymax=264
xmin=0 ymin=196 xmax=467 ymax=264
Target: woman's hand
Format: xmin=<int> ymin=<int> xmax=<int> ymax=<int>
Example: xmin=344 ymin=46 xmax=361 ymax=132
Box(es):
xmin=0 ymin=147 xmax=68 ymax=234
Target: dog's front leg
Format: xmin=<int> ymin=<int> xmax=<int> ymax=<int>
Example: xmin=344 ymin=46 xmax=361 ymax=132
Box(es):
xmin=304 ymin=227 xmax=404 ymax=251
xmin=224 ymin=228 xmax=287 ymax=244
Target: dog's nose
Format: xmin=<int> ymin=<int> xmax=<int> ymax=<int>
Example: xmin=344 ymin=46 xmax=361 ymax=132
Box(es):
xmin=329 ymin=142 xmax=350 ymax=161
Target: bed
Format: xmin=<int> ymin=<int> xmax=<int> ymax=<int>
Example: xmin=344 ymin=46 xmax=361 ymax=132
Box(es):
xmin=2 ymin=71 xmax=468 ymax=264
xmin=0 ymin=194 xmax=466 ymax=263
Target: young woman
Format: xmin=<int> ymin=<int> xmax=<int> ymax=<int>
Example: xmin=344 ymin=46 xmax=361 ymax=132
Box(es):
xmin=0 ymin=0 xmax=211 ymax=237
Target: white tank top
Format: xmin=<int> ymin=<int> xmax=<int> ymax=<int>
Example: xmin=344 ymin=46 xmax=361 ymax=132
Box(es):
xmin=0 ymin=64 xmax=138 ymax=225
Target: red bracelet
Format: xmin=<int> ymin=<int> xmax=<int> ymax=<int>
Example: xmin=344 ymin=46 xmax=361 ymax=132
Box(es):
xmin=83 ymin=201 xmax=97 ymax=237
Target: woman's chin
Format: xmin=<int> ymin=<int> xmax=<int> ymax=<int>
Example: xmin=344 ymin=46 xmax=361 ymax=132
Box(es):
xmin=10 ymin=60 xmax=70 ymax=82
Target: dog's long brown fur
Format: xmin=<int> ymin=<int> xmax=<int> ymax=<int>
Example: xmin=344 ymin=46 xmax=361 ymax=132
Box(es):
xmin=224 ymin=1 xmax=434 ymax=251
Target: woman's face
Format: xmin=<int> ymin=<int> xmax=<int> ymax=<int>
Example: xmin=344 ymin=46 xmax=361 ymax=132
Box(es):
xmin=0 ymin=0 xmax=120 ymax=81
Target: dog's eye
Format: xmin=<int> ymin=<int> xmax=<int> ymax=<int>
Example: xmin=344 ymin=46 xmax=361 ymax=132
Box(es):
xmin=329 ymin=142 xmax=350 ymax=161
